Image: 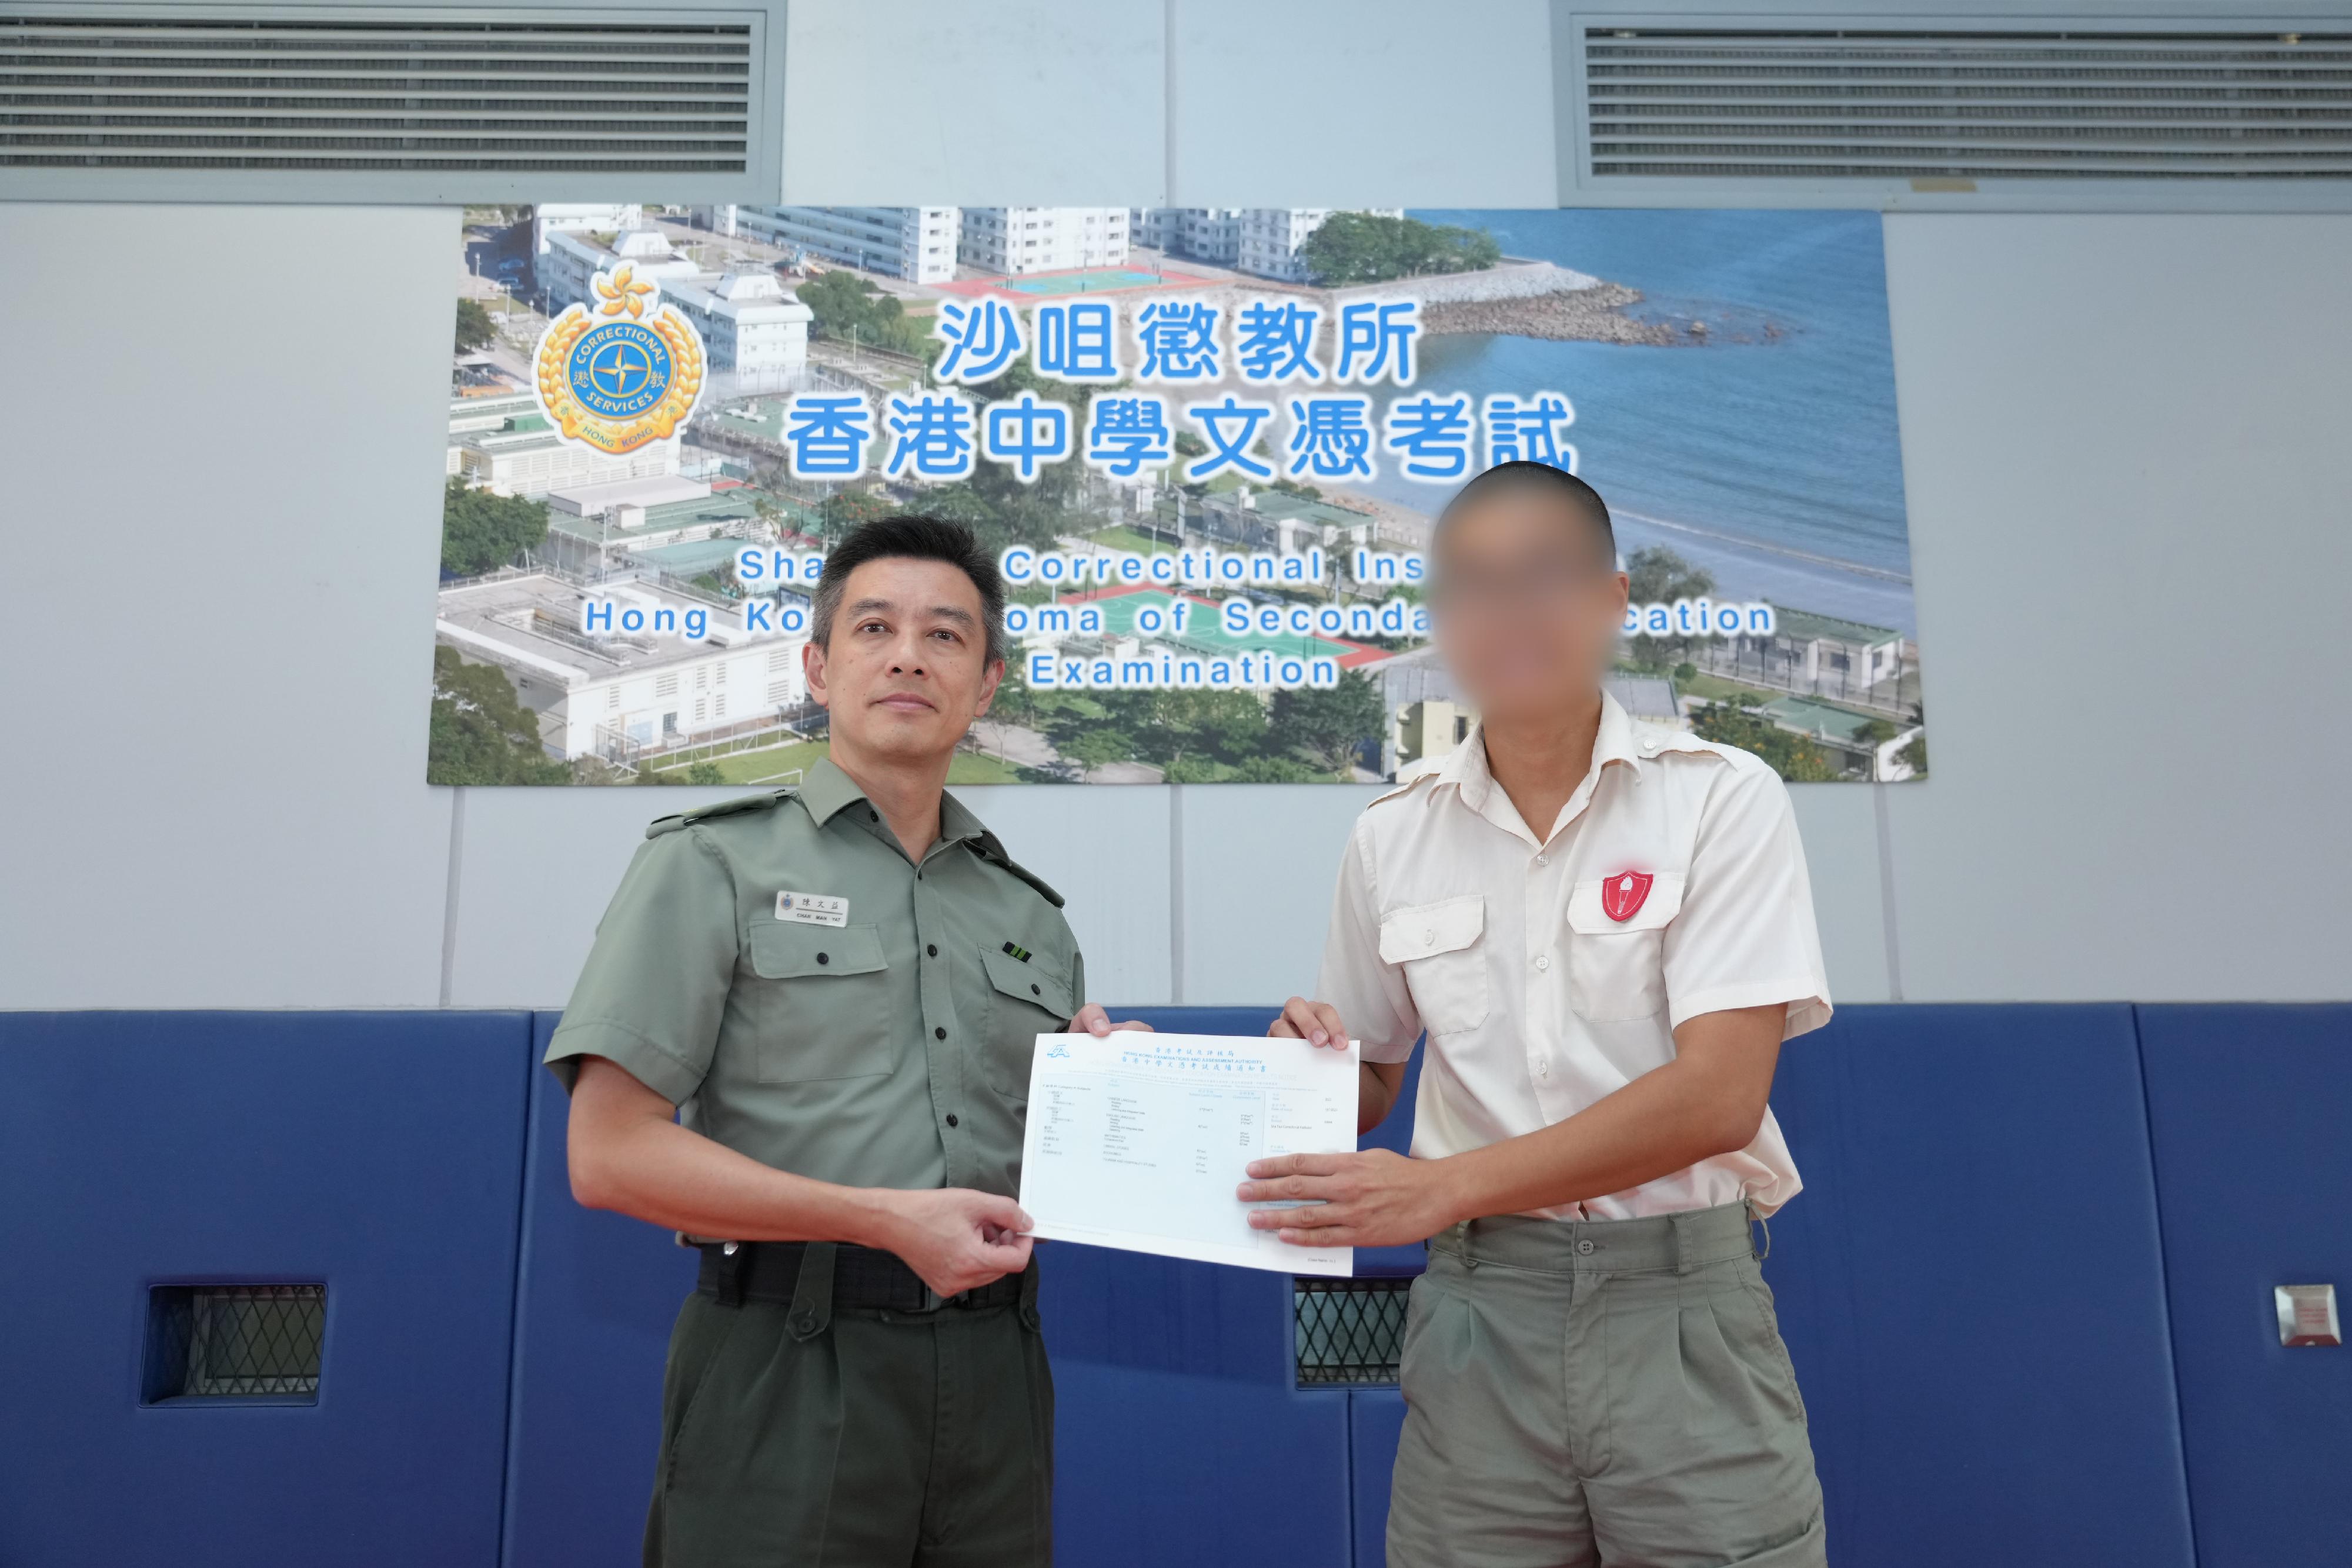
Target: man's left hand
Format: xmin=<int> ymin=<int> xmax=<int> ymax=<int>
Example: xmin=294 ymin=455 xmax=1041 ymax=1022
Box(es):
xmin=1237 ymin=1149 xmax=1457 ymax=1249
xmin=1071 ymin=1004 xmax=1152 ymax=1037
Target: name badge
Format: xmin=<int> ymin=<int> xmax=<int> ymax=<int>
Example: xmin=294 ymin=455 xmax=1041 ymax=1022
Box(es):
xmin=775 ymin=891 xmax=848 ymax=927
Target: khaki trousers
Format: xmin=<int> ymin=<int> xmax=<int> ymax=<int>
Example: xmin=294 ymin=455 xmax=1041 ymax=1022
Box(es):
xmin=1389 ymin=1202 xmax=1826 ymax=1568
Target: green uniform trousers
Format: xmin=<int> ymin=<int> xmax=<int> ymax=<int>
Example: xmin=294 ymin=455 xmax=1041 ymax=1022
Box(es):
xmin=643 ymin=1245 xmax=1054 ymax=1568
xmin=1389 ymin=1203 xmax=1826 ymax=1568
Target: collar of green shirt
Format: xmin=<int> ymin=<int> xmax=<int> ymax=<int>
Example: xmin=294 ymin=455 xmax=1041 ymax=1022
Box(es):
xmin=796 ymin=755 xmax=988 ymax=849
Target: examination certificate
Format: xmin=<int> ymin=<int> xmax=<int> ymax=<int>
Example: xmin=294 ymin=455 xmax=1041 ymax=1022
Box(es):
xmin=1018 ymin=1031 xmax=1359 ymax=1277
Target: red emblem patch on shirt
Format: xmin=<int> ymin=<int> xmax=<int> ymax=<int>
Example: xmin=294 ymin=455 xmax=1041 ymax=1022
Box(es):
xmin=1601 ymin=870 xmax=1654 ymax=922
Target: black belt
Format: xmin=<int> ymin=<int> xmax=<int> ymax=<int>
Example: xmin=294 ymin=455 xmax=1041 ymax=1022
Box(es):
xmin=696 ymin=1240 xmax=1030 ymax=1314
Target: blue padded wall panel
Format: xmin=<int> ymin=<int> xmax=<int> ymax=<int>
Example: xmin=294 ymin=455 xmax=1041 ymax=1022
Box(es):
xmin=1763 ymin=1005 xmax=2195 ymax=1568
xmin=1348 ymin=1389 xmax=1406 ymax=1568
xmin=1037 ymin=1118 xmax=1350 ymax=1568
xmin=0 ymin=1011 xmax=531 ymax=1568
xmin=502 ymin=1013 xmax=699 ymax=1568
xmin=1051 ymin=1359 xmax=1351 ymax=1568
xmin=1042 ymin=1238 xmax=1296 ymax=1384
xmin=2137 ymin=1004 xmax=2352 ymax=1567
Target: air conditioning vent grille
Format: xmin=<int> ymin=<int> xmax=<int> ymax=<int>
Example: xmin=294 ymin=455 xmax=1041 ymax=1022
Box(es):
xmin=0 ymin=14 xmax=753 ymax=173
xmin=1585 ymin=29 xmax=2352 ymax=180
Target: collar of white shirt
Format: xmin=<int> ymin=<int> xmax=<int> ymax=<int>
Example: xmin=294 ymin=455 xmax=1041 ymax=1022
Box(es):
xmin=1425 ymin=691 xmax=1646 ymax=848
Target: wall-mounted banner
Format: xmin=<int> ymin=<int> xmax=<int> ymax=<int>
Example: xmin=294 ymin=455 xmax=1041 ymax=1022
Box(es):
xmin=433 ymin=205 xmax=1923 ymax=787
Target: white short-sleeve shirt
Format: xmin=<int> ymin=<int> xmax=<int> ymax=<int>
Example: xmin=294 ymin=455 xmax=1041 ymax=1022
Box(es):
xmin=1317 ymin=692 xmax=1832 ymax=1219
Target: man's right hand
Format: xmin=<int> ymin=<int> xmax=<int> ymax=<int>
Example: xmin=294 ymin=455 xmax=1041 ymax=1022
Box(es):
xmin=1272 ymin=997 xmax=1352 ymax=1051
xmin=873 ymin=1187 xmax=1036 ymax=1299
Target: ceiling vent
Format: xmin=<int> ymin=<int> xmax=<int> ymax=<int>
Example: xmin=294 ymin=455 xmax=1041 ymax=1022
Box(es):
xmin=1565 ymin=21 xmax=2352 ymax=208
xmin=0 ymin=5 xmax=781 ymax=202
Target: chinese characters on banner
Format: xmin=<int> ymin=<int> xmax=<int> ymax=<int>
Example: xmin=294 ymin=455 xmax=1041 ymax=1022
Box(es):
xmin=779 ymin=297 xmax=1567 ymax=489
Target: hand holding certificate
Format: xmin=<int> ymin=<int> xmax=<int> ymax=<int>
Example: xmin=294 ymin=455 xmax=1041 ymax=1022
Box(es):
xmin=1017 ymin=1031 xmax=1361 ymax=1277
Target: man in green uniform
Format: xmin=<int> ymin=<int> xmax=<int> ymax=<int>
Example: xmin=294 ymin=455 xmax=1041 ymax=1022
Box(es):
xmin=549 ymin=515 xmax=1146 ymax=1567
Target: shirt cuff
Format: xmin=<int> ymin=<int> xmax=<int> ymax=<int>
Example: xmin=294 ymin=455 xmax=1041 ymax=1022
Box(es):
xmin=1667 ymin=981 xmax=1833 ymax=1040
xmin=544 ymin=1017 xmax=707 ymax=1105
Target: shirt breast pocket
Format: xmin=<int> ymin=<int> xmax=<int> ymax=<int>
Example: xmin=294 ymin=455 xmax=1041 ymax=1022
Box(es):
xmin=744 ymin=920 xmax=896 ymax=1083
xmin=1564 ymin=872 xmax=1686 ymax=1023
xmin=978 ymin=944 xmax=1075 ymax=1102
xmin=1379 ymin=895 xmax=1490 ymax=1038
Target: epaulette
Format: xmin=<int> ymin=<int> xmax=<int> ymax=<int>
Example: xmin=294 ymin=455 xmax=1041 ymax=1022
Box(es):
xmin=1631 ymin=726 xmax=1731 ymax=764
xmin=1368 ymin=770 xmax=1437 ymax=810
xmin=971 ymin=828 xmax=1065 ymax=908
xmin=645 ymin=787 xmax=796 ymax=839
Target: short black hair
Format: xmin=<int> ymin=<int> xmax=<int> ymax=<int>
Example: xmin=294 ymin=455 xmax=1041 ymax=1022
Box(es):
xmin=811 ymin=514 xmax=1006 ymax=664
xmin=1435 ymin=461 xmax=1616 ymax=566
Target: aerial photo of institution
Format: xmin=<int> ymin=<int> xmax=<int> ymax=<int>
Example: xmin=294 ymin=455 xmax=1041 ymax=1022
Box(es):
xmin=435 ymin=203 xmax=1925 ymax=788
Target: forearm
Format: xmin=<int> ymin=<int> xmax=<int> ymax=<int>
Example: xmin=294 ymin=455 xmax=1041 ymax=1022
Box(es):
xmin=1429 ymin=1057 xmax=1760 ymax=1223
xmin=570 ymin=1112 xmax=903 ymax=1248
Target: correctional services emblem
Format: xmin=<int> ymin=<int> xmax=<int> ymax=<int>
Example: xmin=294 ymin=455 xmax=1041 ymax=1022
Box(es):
xmin=532 ymin=262 xmax=705 ymax=455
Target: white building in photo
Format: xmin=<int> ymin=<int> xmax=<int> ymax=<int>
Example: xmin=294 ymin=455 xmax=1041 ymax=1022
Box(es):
xmin=539 ymin=227 xmax=700 ymax=315
xmin=436 ymin=571 xmax=813 ymax=763
xmin=958 ymin=208 xmax=1130 ymax=275
xmin=530 ymin=202 xmax=643 ymax=255
xmin=1129 ymin=207 xmax=1242 ymax=265
xmin=660 ymin=270 xmax=814 ymax=387
xmin=546 ymin=473 xmax=713 ymax=520
xmin=536 ymin=231 xmax=814 ymax=389
xmin=446 ymin=389 xmax=683 ymax=496
xmin=1235 ymin=208 xmax=1405 ymax=283
xmin=733 ymin=206 xmax=963 ymax=283
xmin=1129 ymin=207 xmax=1178 ymax=251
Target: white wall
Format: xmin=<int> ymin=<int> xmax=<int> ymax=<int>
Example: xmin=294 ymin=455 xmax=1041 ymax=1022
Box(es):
xmin=3 ymin=0 xmax=2347 ymax=1012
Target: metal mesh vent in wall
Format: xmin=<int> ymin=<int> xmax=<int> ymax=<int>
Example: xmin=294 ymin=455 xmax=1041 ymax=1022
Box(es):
xmin=0 ymin=12 xmax=752 ymax=173
xmin=143 ymin=1284 xmax=325 ymax=1403
xmin=1583 ymin=28 xmax=2352 ymax=180
xmin=1295 ymin=1277 xmax=1412 ymax=1386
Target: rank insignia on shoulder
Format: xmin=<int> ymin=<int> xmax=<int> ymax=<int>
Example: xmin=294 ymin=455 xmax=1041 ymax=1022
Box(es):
xmin=1003 ymin=941 xmax=1032 ymax=963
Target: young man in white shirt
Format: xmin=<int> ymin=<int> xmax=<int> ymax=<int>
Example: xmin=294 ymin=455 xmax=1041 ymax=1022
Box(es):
xmin=1242 ymin=462 xmax=1832 ymax=1567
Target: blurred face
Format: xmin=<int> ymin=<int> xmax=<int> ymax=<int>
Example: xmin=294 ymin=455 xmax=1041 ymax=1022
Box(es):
xmin=1428 ymin=489 xmax=1628 ymax=728
xmin=804 ymin=557 xmax=1003 ymax=770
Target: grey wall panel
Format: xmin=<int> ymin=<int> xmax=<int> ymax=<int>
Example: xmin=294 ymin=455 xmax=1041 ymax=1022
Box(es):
xmin=445 ymin=784 xmax=737 ymax=1009
xmin=1879 ymin=212 xmax=2352 ymax=1001
xmin=449 ymin=783 xmax=1172 ymax=1010
xmin=1177 ymin=784 xmax=1384 ymax=1005
xmin=780 ymin=0 xmax=1165 ymax=204
xmin=1170 ymin=0 xmax=1558 ymax=207
xmin=1790 ymin=785 xmax=1894 ymax=1005
xmin=954 ymin=784 xmax=1174 ymax=1009
xmin=0 ymin=203 xmax=459 ymax=1009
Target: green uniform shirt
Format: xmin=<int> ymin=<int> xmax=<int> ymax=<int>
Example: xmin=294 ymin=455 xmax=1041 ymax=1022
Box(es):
xmin=546 ymin=758 xmax=1084 ymax=1201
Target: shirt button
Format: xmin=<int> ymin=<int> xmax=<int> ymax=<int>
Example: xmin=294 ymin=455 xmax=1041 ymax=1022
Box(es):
xmin=1535 ymin=854 xmax=1548 ymax=866
xmin=934 ymin=1026 xmax=947 ymax=1039
xmin=944 ymin=1114 xmax=959 ymax=1128
xmin=1422 ymin=927 xmax=1435 ymax=944
xmin=1576 ymin=1239 xmax=1595 ymax=1255
xmin=927 ymin=944 xmax=938 ymax=958
xmin=1534 ymin=954 xmax=1551 ymax=972
xmin=815 ymin=952 xmax=829 ymax=965
xmin=1536 ymin=1061 xmax=1549 ymax=1078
